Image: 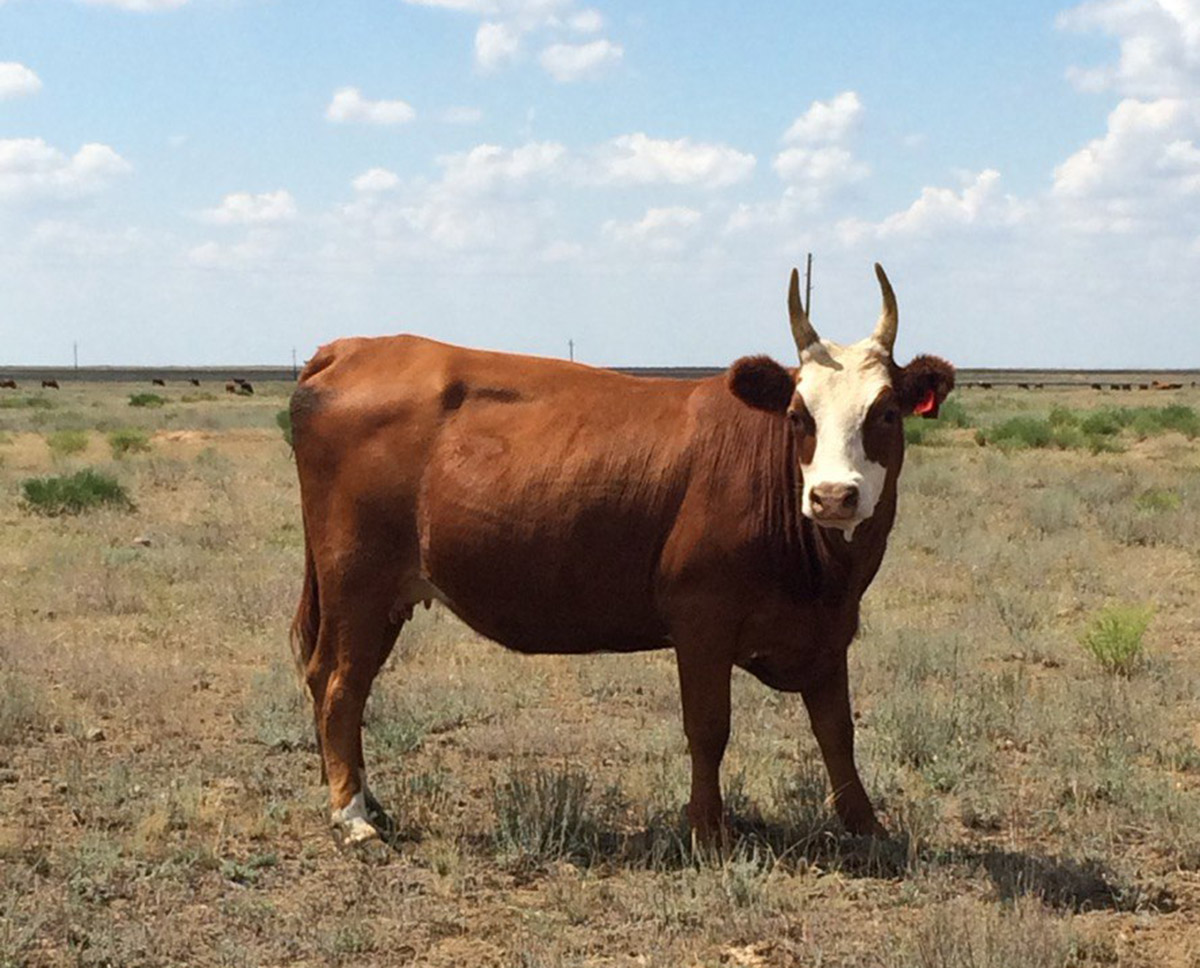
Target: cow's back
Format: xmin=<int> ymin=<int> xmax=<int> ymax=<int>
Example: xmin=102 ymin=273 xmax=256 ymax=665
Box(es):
xmin=293 ymin=335 xmax=700 ymax=654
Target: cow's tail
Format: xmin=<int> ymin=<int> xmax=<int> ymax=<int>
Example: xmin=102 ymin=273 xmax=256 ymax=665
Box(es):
xmin=290 ymin=522 xmax=320 ymax=698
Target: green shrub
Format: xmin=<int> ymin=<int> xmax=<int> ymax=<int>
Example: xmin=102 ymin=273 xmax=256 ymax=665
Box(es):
xmin=21 ymin=469 xmax=133 ymax=516
xmin=0 ymin=395 xmax=55 ymax=410
xmin=492 ymin=764 xmax=597 ymax=864
xmin=935 ymin=398 xmax=972 ymax=428
xmin=275 ymin=408 xmax=293 ymax=447
xmin=1079 ymin=409 xmax=1123 ymax=436
xmin=45 ymin=429 xmax=88 ymax=457
xmin=985 ymin=416 xmax=1053 ymax=449
xmin=128 ymin=392 xmax=166 ymax=408
xmin=1080 ymin=605 xmax=1152 ymax=676
xmin=108 ymin=428 xmax=152 ymax=458
xmin=1048 ymin=405 xmax=1078 ymax=427
xmin=1134 ymin=487 xmax=1181 ymax=513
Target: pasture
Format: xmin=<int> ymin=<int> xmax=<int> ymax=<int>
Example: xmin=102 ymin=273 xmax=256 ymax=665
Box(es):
xmin=1 ymin=378 xmax=1199 ymax=967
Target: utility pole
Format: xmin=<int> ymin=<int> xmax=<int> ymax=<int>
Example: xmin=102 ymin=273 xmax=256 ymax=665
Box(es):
xmin=568 ymin=339 xmax=574 ymax=362
xmin=291 ymin=347 xmax=297 ymax=381
xmin=804 ymin=252 xmax=813 ymax=318
xmin=73 ymin=342 xmax=78 ymax=370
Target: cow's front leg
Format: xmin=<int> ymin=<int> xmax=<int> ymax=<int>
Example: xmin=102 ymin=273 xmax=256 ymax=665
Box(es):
xmin=674 ymin=643 xmax=733 ymax=847
xmin=800 ymin=658 xmax=885 ymax=837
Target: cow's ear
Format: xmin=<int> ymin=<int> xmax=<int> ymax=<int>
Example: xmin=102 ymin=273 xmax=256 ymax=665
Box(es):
xmin=896 ymin=354 xmax=955 ymax=419
xmin=728 ymin=356 xmax=795 ymax=414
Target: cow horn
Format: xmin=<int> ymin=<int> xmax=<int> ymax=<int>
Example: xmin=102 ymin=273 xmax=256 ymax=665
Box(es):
xmin=871 ymin=263 xmax=898 ymax=354
xmin=788 ymin=267 xmax=820 ymax=354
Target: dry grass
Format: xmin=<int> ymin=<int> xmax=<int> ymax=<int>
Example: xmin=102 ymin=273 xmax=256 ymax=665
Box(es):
xmin=1 ymin=381 xmax=1198 ymax=967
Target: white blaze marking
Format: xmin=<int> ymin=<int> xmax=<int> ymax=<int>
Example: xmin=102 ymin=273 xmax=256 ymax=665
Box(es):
xmin=796 ymin=337 xmax=890 ymax=532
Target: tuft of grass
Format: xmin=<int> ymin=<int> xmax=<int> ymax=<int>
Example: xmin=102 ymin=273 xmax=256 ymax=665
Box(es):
xmin=20 ymin=468 xmax=133 ymax=516
xmin=0 ymin=662 xmax=46 ymax=744
xmin=108 ymin=428 xmax=152 ymax=458
xmin=45 ymin=429 xmax=88 ymax=457
xmin=128 ymin=392 xmax=167 ymax=408
xmin=492 ymin=764 xmax=598 ymax=865
xmin=1080 ymin=604 xmax=1152 ymax=676
xmin=894 ymin=899 xmax=1076 ymax=968
xmin=275 ymin=408 xmax=293 ymax=447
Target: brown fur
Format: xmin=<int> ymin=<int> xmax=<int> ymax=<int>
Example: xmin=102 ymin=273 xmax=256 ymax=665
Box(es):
xmin=291 ymin=335 xmax=953 ymax=842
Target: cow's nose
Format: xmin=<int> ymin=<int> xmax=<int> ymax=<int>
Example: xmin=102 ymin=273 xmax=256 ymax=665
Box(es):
xmin=810 ymin=483 xmax=859 ymax=518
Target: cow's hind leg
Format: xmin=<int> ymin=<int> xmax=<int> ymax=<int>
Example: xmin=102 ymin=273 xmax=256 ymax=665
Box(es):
xmin=306 ymin=574 xmax=403 ymax=852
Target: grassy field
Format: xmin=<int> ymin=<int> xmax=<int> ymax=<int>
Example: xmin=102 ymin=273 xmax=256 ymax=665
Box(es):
xmin=1 ymin=378 xmax=1199 ymax=967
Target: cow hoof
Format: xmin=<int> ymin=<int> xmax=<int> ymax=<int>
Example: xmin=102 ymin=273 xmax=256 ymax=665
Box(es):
xmin=331 ymin=817 xmax=391 ymax=861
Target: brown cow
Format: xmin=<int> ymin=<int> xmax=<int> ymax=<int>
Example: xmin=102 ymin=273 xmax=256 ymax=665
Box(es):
xmin=225 ymin=381 xmax=239 ymax=394
xmin=152 ymin=378 xmax=166 ymax=387
xmin=41 ymin=379 xmax=59 ymax=390
xmin=0 ymin=379 xmax=16 ymax=389
xmin=290 ymin=265 xmax=955 ymax=851
xmin=190 ymin=379 xmax=202 ymax=387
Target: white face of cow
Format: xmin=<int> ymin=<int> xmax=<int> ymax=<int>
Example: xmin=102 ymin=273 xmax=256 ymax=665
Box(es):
xmin=791 ymin=338 xmax=896 ymax=537
xmin=785 ymin=264 xmax=903 ymax=539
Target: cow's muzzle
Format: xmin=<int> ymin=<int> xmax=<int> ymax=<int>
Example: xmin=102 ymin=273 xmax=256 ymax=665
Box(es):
xmin=808 ymin=482 xmax=860 ymax=524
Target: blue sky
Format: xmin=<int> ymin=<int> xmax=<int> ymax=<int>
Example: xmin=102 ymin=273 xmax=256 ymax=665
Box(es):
xmin=2 ymin=0 xmax=1199 ymax=367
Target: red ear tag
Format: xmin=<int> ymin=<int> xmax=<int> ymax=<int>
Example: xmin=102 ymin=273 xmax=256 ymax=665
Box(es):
xmin=914 ymin=388 xmax=939 ymax=419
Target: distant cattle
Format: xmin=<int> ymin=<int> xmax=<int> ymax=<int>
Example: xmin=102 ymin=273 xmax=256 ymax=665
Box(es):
xmin=152 ymin=378 xmax=166 ymax=387
xmin=1090 ymin=383 xmax=1103 ymax=391
xmin=226 ymin=379 xmax=254 ymax=396
xmin=290 ymin=264 xmax=956 ymax=850
xmin=41 ymin=380 xmax=59 ymax=390
xmin=237 ymin=381 xmax=254 ymax=395
xmin=978 ymin=382 xmax=992 ymax=390
xmin=190 ymin=379 xmax=201 ymax=387
xmin=1151 ymin=381 xmax=1183 ymax=390
xmin=0 ymin=379 xmax=16 ymax=390
xmin=225 ymin=382 xmax=238 ymax=394
xmin=1017 ymin=382 xmax=1031 ymax=390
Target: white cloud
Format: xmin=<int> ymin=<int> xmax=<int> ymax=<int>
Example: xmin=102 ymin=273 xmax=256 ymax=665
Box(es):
xmin=0 ymin=62 xmax=42 ymax=100
xmin=603 ymin=206 xmax=702 ymax=251
xmin=79 ymin=0 xmax=191 ymax=10
xmin=1053 ymin=97 xmax=1194 ymax=196
xmin=402 ymin=0 xmax=622 ymax=78
xmin=593 ymin=133 xmax=755 ymax=189
xmin=439 ymin=141 xmax=568 ymax=193
xmin=199 ymin=189 xmax=297 ymax=225
xmin=539 ymin=39 xmax=622 ymax=81
xmin=1058 ymin=0 xmax=1200 ymax=97
xmin=352 ymin=168 xmax=401 ymax=193
xmin=188 ymin=230 xmax=281 ymax=268
xmin=773 ymin=145 xmax=869 ymax=189
xmin=476 ymin=21 xmax=523 ymax=69
xmin=783 ymin=91 xmax=863 ymax=144
xmin=568 ymin=8 xmax=602 ymax=33
xmin=0 ymin=138 xmax=131 ymax=203
xmin=325 ymin=87 xmax=416 ymax=125
xmin=840 ymin=169 xmax=1031 ymax=241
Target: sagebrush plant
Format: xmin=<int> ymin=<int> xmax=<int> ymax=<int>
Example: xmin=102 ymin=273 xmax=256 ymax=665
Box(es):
xmin=21 ymin=468 xmax=133 ymax=516
xmin=108 ymin=428 xmax=152 ymax=458
xmin=1080 ymin=604 xmax=1153 ymax=675
xmin=492 ymin=764 xmax=598 ymax=864
xmin=45 ymin=429 xmax=88 ymax=457
xmin=128 ymin=392 xmax=166 ymax=408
